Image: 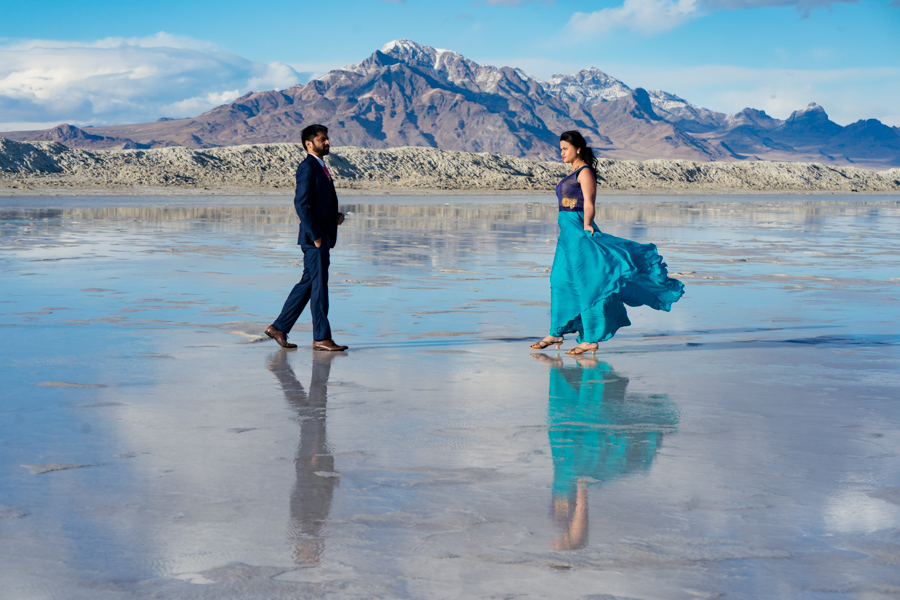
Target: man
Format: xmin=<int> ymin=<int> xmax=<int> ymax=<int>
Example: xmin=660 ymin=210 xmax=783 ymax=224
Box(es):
xmin=266 ymin=124 xmax=348 ymax=351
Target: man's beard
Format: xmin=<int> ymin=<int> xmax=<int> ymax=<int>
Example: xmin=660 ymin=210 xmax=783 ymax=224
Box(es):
xmin=313 ymin=142 xmax=330 ymax=156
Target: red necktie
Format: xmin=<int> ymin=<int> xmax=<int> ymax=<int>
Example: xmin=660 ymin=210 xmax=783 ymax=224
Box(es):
xmin=322 ymin=163 xmax=332 ymax=181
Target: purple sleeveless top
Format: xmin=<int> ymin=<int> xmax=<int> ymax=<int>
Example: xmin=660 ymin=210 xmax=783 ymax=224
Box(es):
xmin=555 ymin=166 xmax=592 ymax=212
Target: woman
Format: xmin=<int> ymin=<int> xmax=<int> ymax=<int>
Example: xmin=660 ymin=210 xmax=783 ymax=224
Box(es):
xmin=531 ymin=131 xmax=684 ymax=355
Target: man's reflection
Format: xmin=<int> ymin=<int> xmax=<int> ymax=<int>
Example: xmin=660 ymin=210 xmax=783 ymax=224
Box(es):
xmin=267 ymin=349 xmax=342 ymax=566
xmin=532 ymin=354 xmax=679 ymax=550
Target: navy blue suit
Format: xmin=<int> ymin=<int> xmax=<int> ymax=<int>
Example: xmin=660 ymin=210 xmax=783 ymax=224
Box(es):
xmin=273 ymin=154 xmax=340 ymax=340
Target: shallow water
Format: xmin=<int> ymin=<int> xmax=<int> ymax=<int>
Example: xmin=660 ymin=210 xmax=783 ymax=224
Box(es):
xmin=1 ymin=194 xmax=899 ymax=599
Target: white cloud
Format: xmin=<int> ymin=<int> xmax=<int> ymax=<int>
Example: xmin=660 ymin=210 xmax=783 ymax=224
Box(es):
xmin=0 ymin=33 xmax=311 ymax=131
xmin=163 ymin=90 xmax=243 ymax=117
xmin=571 ymin=0 xmax=701 ymax=35
xmin=248 ymin=62 xmax=309 ymax=91
xmin=569 ymin=0 xmax=859 ymax=35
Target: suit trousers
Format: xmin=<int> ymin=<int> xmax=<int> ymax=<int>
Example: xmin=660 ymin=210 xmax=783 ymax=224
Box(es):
xmin=273 ymin=244 xmax=332 ymax=341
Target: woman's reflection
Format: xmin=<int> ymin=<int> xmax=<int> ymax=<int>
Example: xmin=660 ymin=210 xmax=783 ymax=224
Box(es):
xmin=532 ymin=354 xmax=679 ymax=550
xmin=267 ymin=349 xmax=342 ymax=566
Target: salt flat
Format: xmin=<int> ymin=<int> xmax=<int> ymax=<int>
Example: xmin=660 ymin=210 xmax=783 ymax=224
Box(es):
xmin=1 ymin=194 xmax=898 ymax=599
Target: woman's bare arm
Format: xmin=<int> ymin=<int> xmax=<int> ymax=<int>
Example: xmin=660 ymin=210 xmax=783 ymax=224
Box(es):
xmin=578 ymin=168 xmax=597 ymax=233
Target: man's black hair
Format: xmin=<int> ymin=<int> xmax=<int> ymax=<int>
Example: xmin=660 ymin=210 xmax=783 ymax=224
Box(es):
xmin=301 ymin=124 xmax=328 ymax=149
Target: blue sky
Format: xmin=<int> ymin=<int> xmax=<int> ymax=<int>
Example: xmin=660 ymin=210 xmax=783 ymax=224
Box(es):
xmin=1 ymin=0 xmax=898 ymax=131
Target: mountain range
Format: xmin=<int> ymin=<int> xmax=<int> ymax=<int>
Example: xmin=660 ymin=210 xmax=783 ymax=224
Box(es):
xmin=3 ymin=39 xmax=899 ymax=168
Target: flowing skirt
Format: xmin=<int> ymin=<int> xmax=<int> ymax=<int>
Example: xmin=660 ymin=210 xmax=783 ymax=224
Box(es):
xmin=549 ymin=211 xmax=684 ymax=343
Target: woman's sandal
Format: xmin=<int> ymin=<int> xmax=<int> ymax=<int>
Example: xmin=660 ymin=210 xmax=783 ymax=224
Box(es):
xmin=565 ymin=343 xmax=598 ymax=356
xmin=530 ymin=336 xmax=564 ymax=350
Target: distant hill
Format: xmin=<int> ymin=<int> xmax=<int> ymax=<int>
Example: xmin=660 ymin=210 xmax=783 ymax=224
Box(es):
xmin=2 ymin=39 xmax=899 ymax=168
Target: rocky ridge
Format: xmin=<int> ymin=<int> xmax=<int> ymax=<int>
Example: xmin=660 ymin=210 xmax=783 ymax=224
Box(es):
xmin=2 ymin=138 xmax=898 ymax=193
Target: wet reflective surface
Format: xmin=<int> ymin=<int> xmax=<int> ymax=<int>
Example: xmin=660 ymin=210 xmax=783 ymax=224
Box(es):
xmin=1 ymin=194 xmax=899 ymax=599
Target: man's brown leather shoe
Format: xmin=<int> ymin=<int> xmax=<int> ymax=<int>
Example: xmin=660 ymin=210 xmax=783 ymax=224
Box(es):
xmin=312 ymin=339 xmax=348 ymax=352
xmin=265 ymin=325 xmax=297 ymax=349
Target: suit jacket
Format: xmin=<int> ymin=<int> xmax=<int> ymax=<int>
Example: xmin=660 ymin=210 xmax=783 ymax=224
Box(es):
xmin=294 ymin=154 xmax=339 ymax=249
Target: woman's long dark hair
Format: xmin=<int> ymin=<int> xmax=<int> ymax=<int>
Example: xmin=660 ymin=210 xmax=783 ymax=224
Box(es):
xmin=560 ymin=130 xmax=598 ymax=175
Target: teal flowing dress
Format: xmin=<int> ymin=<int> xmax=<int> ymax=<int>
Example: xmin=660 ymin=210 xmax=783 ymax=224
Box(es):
xmin=550 ymin=166 xmax=684 ymax=343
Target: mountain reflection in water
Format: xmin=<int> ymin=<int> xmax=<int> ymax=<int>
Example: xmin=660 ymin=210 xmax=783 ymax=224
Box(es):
xmin=5 ymin=198 xmax=896 ymax=233
xmin=533 ymin=354 xmax=679 ymax=550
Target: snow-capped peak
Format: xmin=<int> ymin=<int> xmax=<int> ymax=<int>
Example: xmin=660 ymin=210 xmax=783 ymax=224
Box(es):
xmin=647 ymin=89 xmax=688 ymax=107
xmin=542 ymin=67 xmax=632 ymax=105
xmin=786 ymin=102 xmax=829 ymax=122
xmin=381 ymin=39 xmax=451 ymax=58
xmin=380 ymin=39 xmax=460 ymax=71
xmin=340 ymin=39 xmax=538 ymax=95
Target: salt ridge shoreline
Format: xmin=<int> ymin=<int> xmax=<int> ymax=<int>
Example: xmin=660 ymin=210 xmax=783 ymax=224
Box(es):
xmin=2 ymin=139 xmax=899 ymax=194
